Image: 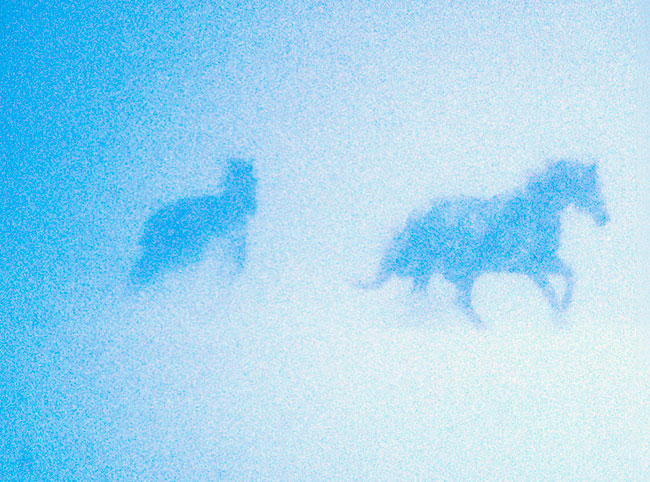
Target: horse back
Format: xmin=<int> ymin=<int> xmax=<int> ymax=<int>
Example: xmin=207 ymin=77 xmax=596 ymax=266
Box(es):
xmin=410 ymin=194 xmax=561 ymax=278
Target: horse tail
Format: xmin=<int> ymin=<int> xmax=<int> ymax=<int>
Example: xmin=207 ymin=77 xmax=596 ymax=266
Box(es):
xmin=354 ymin=268 xmax=391 ymax=290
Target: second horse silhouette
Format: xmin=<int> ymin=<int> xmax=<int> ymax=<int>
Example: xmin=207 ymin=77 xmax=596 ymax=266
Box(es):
xmin=361 ymin=160 xmax=609 ymax=324
xmin=131 ymin=159 xmax=257 ymax=285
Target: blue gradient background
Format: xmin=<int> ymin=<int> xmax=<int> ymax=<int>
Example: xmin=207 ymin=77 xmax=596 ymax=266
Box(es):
xmin=2 ymin=1 xmax=648 ymax=480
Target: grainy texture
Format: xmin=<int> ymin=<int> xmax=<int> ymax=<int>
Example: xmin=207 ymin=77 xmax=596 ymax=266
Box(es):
xmin=365 ymin=161 xmax=608 ymax=323
xmin=131 ymin=159 xmax=257 ymax=284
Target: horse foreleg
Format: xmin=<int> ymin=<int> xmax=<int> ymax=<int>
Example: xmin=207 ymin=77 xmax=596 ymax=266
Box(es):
xmin=411 ymin=274 xmax=430 ymax=293
xmin=532 ymin=274 xmax=561 ymax=311
xmin=226 ymin=231 xmax=249 ymax=273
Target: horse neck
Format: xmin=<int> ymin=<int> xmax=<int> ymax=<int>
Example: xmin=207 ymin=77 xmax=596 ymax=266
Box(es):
xmin=521 ymin=182 xmax=572 ymax=219
xmin=223 ymin=179 xmax=257 ymax=211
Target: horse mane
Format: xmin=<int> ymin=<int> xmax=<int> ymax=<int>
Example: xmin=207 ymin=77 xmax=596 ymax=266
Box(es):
xmin=526 ymin=160 xmax=567 ymax=191
xmin=525 ymin=159 xmax=596 ymax=193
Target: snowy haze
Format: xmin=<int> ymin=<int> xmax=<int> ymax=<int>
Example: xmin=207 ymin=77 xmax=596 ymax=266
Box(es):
xmin=3 ymin=1 xmax=648 ymax=480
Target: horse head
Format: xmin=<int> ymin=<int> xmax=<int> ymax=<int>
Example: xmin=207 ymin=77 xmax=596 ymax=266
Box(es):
xmin=530 ymin=160 xmax=609 ymax=226
xmin=224 ymin=158 xmax=255 ymax=187
xmin=222 ymin=158 xmax=257 ymax=213
xmin=564 ymin=161 xmax=609 ymax=226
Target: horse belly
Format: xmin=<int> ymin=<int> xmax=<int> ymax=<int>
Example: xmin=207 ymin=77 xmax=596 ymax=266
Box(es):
xmin=429 ymin=233 xmax=484 ymax=281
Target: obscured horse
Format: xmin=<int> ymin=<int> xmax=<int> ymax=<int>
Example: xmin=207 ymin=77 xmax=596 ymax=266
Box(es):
xmin=361 ymin=160 xmax=609 ymax=324
xmin=130 ymin=158 xmax=257 ymax=285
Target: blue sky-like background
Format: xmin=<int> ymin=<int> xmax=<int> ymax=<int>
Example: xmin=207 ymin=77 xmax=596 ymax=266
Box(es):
xmin=2 ymin=1 xmax=648 ymax=480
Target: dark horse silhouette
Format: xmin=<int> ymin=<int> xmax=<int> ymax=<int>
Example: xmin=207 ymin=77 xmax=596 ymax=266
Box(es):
xmin=130 ymin=158 xmax=257 ymax=285
xmin=361 ymin=160 xmax=609 ymax=324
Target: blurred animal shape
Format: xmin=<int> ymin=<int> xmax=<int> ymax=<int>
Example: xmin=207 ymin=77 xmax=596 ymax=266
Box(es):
xmin=131 ymin=158 xmax=257 ymax=285
xmin=361 ymin=160 xmax=609 ymax=324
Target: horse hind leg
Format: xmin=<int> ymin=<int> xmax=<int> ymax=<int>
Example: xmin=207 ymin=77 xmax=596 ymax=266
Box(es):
xmin=455 ymin=279 xmax=482 ymax=325
xmin=558 ymin=263 xmax=574 ymax=311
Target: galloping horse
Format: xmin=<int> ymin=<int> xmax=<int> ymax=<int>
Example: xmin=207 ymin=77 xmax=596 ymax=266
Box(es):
xmin=361 ymin=160 xmax=609 ymax=324
xmin=131 ymin=158 xmax=257 ymax=284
